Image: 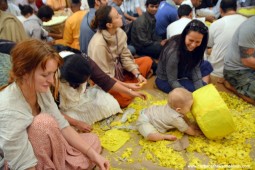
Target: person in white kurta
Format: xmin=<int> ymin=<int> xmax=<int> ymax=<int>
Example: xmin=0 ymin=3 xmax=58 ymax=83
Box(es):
xmin=0 ymin=83 xmax=69 ymax=169
xmin=0 ymin=39 xmax=110 ymax=170
xmin=207 ymin=0 xmax=247 ymax=78
xmin=166 ymin=4 xmax=192 ymax=39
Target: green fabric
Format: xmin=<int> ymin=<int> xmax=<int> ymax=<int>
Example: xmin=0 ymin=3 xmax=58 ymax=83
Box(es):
xmin=0 ymin=53 xmax=11 ymax=86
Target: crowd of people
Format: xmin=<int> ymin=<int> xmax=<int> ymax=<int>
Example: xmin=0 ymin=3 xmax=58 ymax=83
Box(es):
xmin=0 ymin=0 xmax=254 ymax=169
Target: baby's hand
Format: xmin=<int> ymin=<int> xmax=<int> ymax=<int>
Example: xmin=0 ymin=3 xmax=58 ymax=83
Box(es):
xmin=194 ymin=129 xmax=203 ymax=136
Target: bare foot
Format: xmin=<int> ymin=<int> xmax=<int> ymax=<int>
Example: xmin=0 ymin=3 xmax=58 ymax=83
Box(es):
xmin=165 ymin=135 xmax=177 ymax=141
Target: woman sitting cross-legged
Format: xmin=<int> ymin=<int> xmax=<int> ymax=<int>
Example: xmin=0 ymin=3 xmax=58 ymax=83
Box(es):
xmin=0 ymin=39 xmax=109 ymax=170
xmin=88 ymin=5 xmax=153 ymax=108
xmin=156 ymin=19 xmax=213 ymax=93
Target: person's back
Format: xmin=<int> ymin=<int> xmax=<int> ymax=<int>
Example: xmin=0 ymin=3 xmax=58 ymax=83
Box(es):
xmin=224 ymin=16 xmax=255 ymax=103
xmin=15 ymin=0 xmax=38 ymax=12
xmin=7 ymin=1 xmax=21 ymax=16
xmin=79 ymin=0 xmax=108 ymax=53
xmin=56 ymin=0 xmax=87 ymax=50
xmin=0 ymin=10 xmax=27 ymax=42
xmin=166 ymin=4 xmax=192 ymax=38
xmin=46 ymin=0 xmax=66 ymax=10
xmin=24 ymin=15 xmax=45 ymax=39
xmin=224 ymin=16 xmax=255 ymax=71
xmin=155 ymin=0 xmax=178 ymax=39
xmin=79 ymin=8 xmax=96 ymax=53
xmin=207 ymin=0 xmax=247 ymax=78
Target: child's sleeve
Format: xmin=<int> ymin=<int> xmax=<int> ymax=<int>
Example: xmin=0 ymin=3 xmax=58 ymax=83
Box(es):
xmin=171 ymin=117 xmax=189 ymax=132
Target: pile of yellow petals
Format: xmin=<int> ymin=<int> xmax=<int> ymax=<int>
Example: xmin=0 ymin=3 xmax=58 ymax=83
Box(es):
xmin=237 ymin=7 xmax=255 ymax=17
xmin=93 ymin=91 xmax=255 ymax=169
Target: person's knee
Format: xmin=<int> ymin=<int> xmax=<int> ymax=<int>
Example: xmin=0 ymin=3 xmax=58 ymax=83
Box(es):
xmin=30 ymin=113 xmax=58 ymax=130
xmin=201 ymin=60 xmax=213 ymax=77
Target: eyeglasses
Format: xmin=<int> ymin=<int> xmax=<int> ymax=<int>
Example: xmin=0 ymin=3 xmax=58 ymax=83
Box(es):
xmin=189 ymin=22 xmax=208 ymax=34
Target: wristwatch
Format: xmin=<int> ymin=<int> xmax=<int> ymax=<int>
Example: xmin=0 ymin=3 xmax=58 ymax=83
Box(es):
xmin=135 ymin=73 xmax=141 ymax=79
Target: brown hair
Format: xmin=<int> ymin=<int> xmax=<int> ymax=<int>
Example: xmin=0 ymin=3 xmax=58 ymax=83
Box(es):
xmin=168 ymin=88 xmax=193 ymax=109
xmin=1 ymin=39 xmax=63 ymax=98
xmin=90 ymin=5 xmax=112 ymax=30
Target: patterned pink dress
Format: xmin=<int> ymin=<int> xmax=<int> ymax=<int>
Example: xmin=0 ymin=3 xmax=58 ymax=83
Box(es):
xmin=27 ymin=114 xmax=101 ymax=170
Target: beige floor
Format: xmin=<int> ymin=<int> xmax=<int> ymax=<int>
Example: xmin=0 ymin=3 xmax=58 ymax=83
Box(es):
xmin=96 ymin=76 xmax=255 ymax=170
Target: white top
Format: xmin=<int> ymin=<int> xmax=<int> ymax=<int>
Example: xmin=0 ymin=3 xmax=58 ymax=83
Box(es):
xmin=181 ymin=0 xmax=205 ymax=22
xmin=181 ymin=0 xmax=195 ymax=18
xmin=145 ymin=104 xmax=189 ymax=133
xmin=121 ymin=0 xmax=140 ymax=14
xmin=59 ymin=82 xmax=122 ymax=124
xmin=80 ymin=0 xmax=89 ymax=10
xmin=17 ymin=15 xmax=27 ymax=23
xmin=167 ymin=17 xmax=192 ymax=38
xmin=0 ymin=82 xmax=69 ymax=169
xmin=7 ymin=2 xmax=21 ymax=16
xmin=207 ymin=14 xmax=247 ymax=77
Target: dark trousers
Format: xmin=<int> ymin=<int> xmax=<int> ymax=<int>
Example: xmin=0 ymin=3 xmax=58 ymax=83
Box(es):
xmin=136 ymin=43 xmax=162 ymax=59
xmin=155 ymin=60 xmax=213 ymax=93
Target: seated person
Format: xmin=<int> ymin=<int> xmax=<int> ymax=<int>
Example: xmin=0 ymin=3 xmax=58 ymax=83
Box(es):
xmin=6 ymin=0 xmax=21 ymax=16
xmin=0 ymin=5 xmax=27 ymax=42
xmin=156 ymin=20 xmax=213 ymax=93
xmin=79 ymin=0 xmax=108 ymax=54
xmin=196 ymin=0 xmax=221 ymax=19
xmin=166 ymin=4 xmax=192 ymax=39
xmin=58 ymin=53 xmax=143 ymax=131
xmin=20 ymin=5 xmax=61 ymax=41
xmin=55 ymin=0 xmax=87 ymax=50
xmin=109 ymin=0 xmax=137 ymax=55
xmin=88 ymin=6 xmax=152 ymax=108
xmin=0 ymin=39 xmax=109 ymax=170
xmin=181 ymin=0 xmax=215 ymax=23
xmin=155 ymin=0 xmax=178 ymax=39
xmin=224 ymin=16 xmax=255 ymax=105
xmin=136 ymin=88 xmax=202 ymax=142
xmin=207 ymin=0 xmax=247 ymax=79
xmin=15 ymin=0 xmax=38 ymax=12
xmin=46 ymin=0 xmax=66 ymax=11
xmin=130 ymin=0 xmax=167 ymax=59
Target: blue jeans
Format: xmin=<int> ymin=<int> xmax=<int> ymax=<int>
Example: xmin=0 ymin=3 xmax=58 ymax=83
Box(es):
xmin=155 ymin=60 xmax=213 ymax=93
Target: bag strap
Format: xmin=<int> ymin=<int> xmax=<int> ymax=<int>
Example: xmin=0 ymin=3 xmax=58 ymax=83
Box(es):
xmin=102 ymin=34 xmax=120 ymax=63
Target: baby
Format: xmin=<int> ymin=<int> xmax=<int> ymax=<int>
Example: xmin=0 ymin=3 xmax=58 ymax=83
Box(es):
xmin=136 ymin=88 xmax=202 ymax=141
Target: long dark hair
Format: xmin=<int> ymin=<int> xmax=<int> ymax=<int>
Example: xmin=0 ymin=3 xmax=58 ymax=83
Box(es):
xmin=60 ymin=54 xmax=91 ymax=89
xmin=179 ymin=19 xmax=208 ymax=71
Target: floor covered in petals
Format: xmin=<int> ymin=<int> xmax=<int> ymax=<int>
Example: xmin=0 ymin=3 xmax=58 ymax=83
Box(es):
xmin=93 ymin=76 xmax=255 ymax=170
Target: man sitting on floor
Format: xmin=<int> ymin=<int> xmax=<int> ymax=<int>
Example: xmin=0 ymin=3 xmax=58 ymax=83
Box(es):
xmin=223 ymin=16 xmax=255 ymax=105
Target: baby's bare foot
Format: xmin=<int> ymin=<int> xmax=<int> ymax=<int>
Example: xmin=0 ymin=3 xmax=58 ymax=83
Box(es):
xmin=165 ymin=135 xmax=177 ymax=141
